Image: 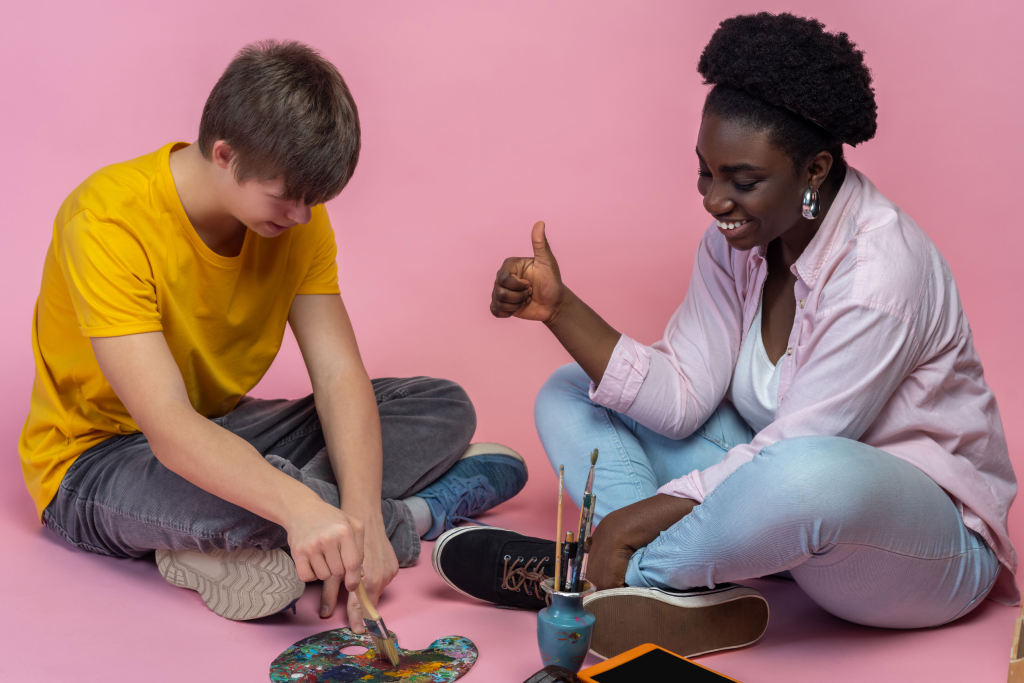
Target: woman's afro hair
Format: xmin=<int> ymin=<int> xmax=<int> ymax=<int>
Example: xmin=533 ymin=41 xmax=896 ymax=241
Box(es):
xmin=698 ymin=13 xmax=877 ymax=163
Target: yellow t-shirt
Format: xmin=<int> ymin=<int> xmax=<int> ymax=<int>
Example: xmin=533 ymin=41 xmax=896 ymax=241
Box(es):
xmin=20 ymin=142 xmax=341 ymax=517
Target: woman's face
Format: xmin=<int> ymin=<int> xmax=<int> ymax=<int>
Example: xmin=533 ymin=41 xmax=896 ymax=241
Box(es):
xmin=696 ymin=114 xmax=824 ymax=251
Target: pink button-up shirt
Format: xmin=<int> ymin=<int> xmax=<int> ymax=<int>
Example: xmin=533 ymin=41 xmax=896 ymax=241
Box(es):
xmin=591 ymin=167 xmax=1018 ymax=604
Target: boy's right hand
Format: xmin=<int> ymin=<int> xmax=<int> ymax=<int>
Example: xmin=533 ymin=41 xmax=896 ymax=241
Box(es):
xmin=490 ymin=221 xmax=565 ymax=323
xmin=285 ymin=500 xmax=365 ymax=593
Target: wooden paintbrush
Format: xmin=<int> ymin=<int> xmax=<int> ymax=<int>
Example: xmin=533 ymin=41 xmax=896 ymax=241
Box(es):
xmin=554 ymin=465 xmax=564 ymax=591
xmin=355 ymin=582 xmax=400 ymax=666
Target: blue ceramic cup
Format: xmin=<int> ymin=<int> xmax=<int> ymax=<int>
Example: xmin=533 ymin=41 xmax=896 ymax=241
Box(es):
xmin=537 ymin=577 xmax=596 ymax=672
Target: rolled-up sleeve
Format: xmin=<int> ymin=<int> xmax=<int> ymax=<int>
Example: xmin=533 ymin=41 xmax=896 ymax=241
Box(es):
xmin=590 ymin=225 xmax=745 ymax=441
xmin=588 ymin=334 xmax=651 ymax=412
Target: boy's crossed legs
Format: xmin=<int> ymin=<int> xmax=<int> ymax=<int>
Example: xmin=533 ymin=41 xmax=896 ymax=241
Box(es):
xmin=43 ymin=376 xmax=527 ymax=619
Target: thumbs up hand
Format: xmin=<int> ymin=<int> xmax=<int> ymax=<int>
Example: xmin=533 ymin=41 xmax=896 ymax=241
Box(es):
xmin=490 ymin=221 xmax=565 ymax=323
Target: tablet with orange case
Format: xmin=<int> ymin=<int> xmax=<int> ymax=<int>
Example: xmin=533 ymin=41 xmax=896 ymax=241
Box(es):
xmin=577 ymin=643 xmax=742 ymax=682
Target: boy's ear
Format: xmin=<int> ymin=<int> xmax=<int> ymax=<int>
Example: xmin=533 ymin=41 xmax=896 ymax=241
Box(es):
xmin=210 ymin=140 xmax=235 ymax=171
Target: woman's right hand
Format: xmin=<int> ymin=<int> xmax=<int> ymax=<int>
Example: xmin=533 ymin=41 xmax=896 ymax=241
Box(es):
xmin=490 ymin=221 xmax=565 ymax=323
xmin=491 ymin=220 xmax=621 ymax=385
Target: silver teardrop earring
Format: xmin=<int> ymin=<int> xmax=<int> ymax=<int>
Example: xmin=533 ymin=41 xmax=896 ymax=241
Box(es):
xmin=802 ymin=186 xmax=820 ymax=219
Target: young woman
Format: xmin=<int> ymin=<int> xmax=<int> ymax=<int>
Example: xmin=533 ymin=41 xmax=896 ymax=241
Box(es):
xmin=432 ymin=12 xmax=1016 ymax=659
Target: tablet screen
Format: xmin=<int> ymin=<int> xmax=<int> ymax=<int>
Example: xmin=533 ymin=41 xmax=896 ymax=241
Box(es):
xmin=590 ymin=648 xmax=734 ymax=682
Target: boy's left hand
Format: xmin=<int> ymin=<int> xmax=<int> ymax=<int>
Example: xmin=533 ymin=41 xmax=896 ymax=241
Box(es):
xmin=318 ymin=510 xmax=399 ymax=626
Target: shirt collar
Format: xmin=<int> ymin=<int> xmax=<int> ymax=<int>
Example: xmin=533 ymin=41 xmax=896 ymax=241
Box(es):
xmin=792 ymin=165 xmax=861 ymax=288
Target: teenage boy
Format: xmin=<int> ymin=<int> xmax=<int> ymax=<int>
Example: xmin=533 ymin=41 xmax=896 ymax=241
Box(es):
xmin=19 ymin=40 xmax=527 ymax=627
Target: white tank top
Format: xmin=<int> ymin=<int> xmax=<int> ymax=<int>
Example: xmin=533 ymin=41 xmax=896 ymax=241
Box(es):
xmin=727 ymin=300 xmax=782 ymax=433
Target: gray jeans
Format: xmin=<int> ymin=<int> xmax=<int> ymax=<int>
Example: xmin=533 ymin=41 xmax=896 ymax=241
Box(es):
xmin=42 ymin=376 xmax=476 ymax=568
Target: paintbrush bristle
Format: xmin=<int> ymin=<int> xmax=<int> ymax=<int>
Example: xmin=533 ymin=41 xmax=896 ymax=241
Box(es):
xmin=590 ymin=449 xmax=599 ymax=466
xmin=355 ymin=581 xmax=400 ymax=666
xmin=369 ymin=634 xmax=401 ymax=667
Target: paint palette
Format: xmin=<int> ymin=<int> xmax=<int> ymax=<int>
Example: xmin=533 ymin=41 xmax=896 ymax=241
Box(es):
xmin=269 ymin=627 xmax=478 ymax=683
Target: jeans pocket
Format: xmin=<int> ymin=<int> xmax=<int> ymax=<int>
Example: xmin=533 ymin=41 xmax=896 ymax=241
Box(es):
xmin=59 ymin=434 xmax=126 ymax=494
xmin=695 ymin=402 xmax=754 ymax=451
xmin=695 ymin=409 xmax=732 ymax=450
xmin=41 ymin=507 xmax=120 ymax=557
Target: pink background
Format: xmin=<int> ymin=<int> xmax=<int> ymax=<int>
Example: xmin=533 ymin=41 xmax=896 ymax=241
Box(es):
xmin=2 ymin=1 xmax=1022 ymax=681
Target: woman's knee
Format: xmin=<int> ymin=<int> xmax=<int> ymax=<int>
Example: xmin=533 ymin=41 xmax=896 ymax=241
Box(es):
xmin=732 ymin=435 xmax=960 ymax=561
xmin=701 ymin=436 xmax=895 ymax=545
xmin=535 ymin=363 xmax=591 ymax=420
xmin=745 ymin=436 xmax=884 ymax=507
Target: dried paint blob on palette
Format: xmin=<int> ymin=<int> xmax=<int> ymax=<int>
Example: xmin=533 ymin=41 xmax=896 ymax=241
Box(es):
xmin=269 ymin=627 xmax=478 ymax=683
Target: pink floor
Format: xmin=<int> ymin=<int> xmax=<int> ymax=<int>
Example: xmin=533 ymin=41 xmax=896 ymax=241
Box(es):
xmin=2 ymin=438 xmax=1018 ymax=682
xmin=3 ymin=1 xmax=1024 ymax=681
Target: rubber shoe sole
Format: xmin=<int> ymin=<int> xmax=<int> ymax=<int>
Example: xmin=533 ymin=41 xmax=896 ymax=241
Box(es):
xmin=156 ymin=547 xmax=305 ymax=621
xmin=583 ymin=585 xmax=769 ymax=660
xmin=460 ymin=442 xmax=528 ymax=473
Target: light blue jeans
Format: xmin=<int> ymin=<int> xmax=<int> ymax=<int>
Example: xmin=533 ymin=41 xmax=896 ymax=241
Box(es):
xmin=535 ymin=364 xmax=1000 ymax=629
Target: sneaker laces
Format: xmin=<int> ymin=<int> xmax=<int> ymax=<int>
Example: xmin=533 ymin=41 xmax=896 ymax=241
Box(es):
xmin=429 ymin=474 xmax=498 ymax=533
xmin=502 ymin=555 xmax=552 ymax=606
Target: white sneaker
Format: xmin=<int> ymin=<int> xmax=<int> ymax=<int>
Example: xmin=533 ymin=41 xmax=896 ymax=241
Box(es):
xmin=156 ymin=547 xmax=305 ymax=621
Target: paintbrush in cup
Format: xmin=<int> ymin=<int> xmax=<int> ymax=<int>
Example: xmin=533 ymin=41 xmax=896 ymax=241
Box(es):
xmin=355 ymin=582 xmax=400 ymax=666
xmin=583 ymin=449 xmax=598 ymax=497
xmin=568 ymin=450 xmax=599 ymax=591
xmin=570 ymin=450 xmax=599 ymax=583
xmin=569 ymin=449 xmax=599 ymax=564
xmin=554 ymin=464 xmax=564 ymax=591
xmin=561 ymin=531 xmax=576 ymax=589
xmin=578 ymin=494 xmax=597 ymax=586
xmin=571 ymin=494 xmax=598 ymax=591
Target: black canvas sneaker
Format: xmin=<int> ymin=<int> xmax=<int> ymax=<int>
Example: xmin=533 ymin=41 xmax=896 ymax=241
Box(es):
xmin=433 ymin=527 xmax=769 ymax=659
xmin=583 ymin=584 xmax=769 ymax=660
xmin=432 ymin=527 xmax=556 ymax=610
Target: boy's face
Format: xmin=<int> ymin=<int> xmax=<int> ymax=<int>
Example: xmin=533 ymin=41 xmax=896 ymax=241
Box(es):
xmin=209 ymin=140 xmax=313 ymax=238
xmin=225 ymin=176 xmax=313 ymax=239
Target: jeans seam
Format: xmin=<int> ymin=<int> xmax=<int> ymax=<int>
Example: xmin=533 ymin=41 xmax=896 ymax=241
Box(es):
xmin=598 ymin=405 xmax=648 ymax=502
xmin=630 ymin=532 xmax=991 ymax=585
xmin=376 ymin=386 xmax=410 ymax=403
xmin=271 ymin=423 xmax=323 ymax=449
xmin=75 ymin=497 xmax=243 ymax=545
xmin=804 ymin=540 xmax=990 ymax=564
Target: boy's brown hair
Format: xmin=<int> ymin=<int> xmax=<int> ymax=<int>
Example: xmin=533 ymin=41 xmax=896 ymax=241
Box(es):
xmin=198 ymin=40 xmax=360 ymax=206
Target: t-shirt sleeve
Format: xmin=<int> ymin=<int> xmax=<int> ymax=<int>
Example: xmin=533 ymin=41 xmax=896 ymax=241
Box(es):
xmin=57 ymin=210 xmax=163 ymax=337
xmin=296 ymin=205 xmax=341 ymax=295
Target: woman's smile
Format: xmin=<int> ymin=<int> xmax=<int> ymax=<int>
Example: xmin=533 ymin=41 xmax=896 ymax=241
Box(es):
xmin=716 ymin=217 xmax=756 ymax=239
